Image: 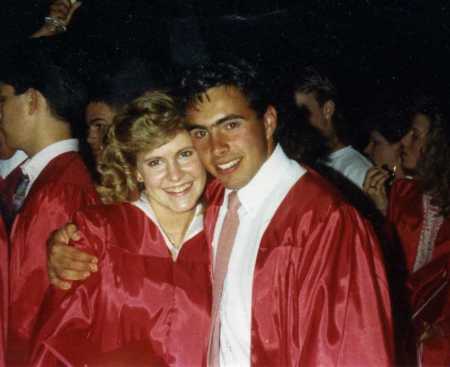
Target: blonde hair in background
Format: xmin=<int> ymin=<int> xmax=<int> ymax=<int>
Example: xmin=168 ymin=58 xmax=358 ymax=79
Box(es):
xmin=97 ymin=90 xmax=185 ymax=204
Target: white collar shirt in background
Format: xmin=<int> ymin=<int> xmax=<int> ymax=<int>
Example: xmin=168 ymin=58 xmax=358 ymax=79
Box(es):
xmin=0 ymin=150 xmax=28 ymax=178
xmin=20 ymin=139 xmax=79 ymax=198
xmin=326 ymin=145 xmax=372 ymax=189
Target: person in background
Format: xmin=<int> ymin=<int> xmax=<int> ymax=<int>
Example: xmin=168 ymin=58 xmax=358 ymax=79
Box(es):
xmin=0 ymin=50 xmax=99 ymax=364
xmin=85 ymin=59 xmax=167 ymax=164
xmin=293 ymin=66 xmax=372 ymax=189
xmin=363 ymin=109 xmax=409 ymax=179
xmin=373 ymin=96 xmax=450 ymax=366
xmin=362 ymin=109 xmax=410 ymax=214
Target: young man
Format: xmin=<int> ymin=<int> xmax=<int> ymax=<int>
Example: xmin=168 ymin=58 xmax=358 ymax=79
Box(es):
xmin=0 ymin=52 xmax=99 ymax=363
xmin=48 ymin=59 xmax=394 ymax=366
xmin=0 ymin=83 xmax=28 ymax=230
xmin=293 ymin=67 xmax=372 ymax=189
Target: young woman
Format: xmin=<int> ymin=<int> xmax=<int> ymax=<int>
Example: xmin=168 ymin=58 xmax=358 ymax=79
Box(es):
xmin=363 ymin=110 xmax=409 ymax=179
xmin=32 ymin=91 xmax=211 ymax=366
xmin=386 ymin=99 xmax=450 ymax=366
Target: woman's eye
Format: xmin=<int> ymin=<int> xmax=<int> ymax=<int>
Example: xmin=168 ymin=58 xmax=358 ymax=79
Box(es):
xmin=147 ymin=159 xmax=161 ymax=167
xmin=180 ymin=150 xmax=193 ymax=158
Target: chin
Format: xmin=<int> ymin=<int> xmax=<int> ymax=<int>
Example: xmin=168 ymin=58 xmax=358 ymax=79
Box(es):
xmin=169 ymin=199 xmax=199 ymax=213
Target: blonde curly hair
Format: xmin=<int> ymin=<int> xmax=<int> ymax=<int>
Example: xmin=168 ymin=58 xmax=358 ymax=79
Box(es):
xmin=96 ymin=90 xmax=185 ymax=204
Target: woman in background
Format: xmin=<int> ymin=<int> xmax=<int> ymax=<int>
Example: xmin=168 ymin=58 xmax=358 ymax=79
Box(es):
xmin=372 ymin=97 xmax=450 ymax=366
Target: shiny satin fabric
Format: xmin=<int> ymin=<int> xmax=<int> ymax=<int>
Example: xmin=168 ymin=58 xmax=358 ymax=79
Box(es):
xmin=32 ymin=203 xmax=212 ymax=367
xmin=8 ymin=152 xmax=99 ymax=365
xmin=388 ymin=179 xmax=450 ymax=366
xmin=407 ymin=251 xmax=450 ymax=366
xmin=387 ymin=179 xmax=450 ymax=273
xmin=204 ymin=171 xmax=394 ymax=366
xmin=0 ymin=216 xmax=8 ymax=367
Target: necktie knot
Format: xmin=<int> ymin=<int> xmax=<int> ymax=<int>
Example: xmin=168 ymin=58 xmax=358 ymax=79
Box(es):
xmin=227 ymin=191 xmax=241 ymax=212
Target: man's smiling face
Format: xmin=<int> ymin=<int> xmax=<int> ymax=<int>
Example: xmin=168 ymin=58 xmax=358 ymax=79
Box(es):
xmin=185 ymin=85 xmax=276 ymax=190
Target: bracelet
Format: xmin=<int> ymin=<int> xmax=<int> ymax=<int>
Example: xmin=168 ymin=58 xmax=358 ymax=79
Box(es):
xmin=44 ymin=16 xmax=67 ymax=33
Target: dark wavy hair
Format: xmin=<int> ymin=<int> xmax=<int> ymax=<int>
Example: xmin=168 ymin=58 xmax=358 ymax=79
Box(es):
xmin=416 ymin=107 xmax=450 ymax=217
xmin=363 ymin=109 xmax=409 ymax=144
xmin=407 ymin=95 xmax=450 ymax=217
xmin=178 ymin=57 xmax=271 ymax=119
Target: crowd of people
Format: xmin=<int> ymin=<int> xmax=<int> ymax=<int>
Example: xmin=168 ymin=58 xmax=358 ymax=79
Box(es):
xmin=0 ymin=1 xmax=449 ymax=366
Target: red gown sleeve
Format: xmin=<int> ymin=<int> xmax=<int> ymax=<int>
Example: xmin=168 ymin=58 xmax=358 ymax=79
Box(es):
xmin=8 ymin=183 xmax=98 ymax=364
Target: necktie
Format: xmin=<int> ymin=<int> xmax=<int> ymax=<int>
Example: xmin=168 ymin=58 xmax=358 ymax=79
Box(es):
xmin=208 ymin=191 xmax=241 ymax=367
xmin=12 ymin=172 xmax=30 ymax=214
xmin=0 ymin=169 xmax=28 ymax=230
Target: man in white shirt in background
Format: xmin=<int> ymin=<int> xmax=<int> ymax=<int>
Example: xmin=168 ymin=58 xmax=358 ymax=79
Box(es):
xmin=0 ymin=48 xmax=98 ymax=364
xmin=293 ymin=66 xmax=372 ymax=188
xmin=0 ymin=84 xmax=28 ymax=228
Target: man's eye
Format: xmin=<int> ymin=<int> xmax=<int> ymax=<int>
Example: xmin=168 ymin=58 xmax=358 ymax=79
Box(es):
xmin=190 ymin=129 xmax=207 ymax=139
xmin=225 ymin=121 xmax=239 ymax=130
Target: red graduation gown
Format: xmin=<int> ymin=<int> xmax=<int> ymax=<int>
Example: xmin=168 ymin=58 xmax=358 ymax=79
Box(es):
xmin=387 ymin=179 xmax=450 ymax=273
xmin=32 ymin=202 xmax=212 ymax=367
xmin=0 ymin=216 xmax=8 ymax=367
xmin=8 ymin=152 xmax=98 ymax=364
xmin=388 ymin=180 xmax=450 ymax=366
xmin=204 ymin=170 xmax=394 ymax=366
xmin=407 ymin=250 xmax=450 ymax=366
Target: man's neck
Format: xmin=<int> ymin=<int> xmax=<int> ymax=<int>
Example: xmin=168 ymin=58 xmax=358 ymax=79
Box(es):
xmin=25 ymin=122 xmax=72 ymax=157
xmin=328 ymin=140 xmax=346 ymax=153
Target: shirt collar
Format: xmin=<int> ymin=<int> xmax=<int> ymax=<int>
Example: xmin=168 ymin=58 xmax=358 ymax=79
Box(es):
xmin=226 ymin=144 xmax=303 ymax=213
xmin=0 ymin=150 xmax=28 ymax=178
xmin=21 ymin=139 xmax=79 ymax=182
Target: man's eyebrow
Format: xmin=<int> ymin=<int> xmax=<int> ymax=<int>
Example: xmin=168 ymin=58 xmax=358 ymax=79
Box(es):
xmin=88 ymin=118 xmax=108 ymax=124
xmin=185 ymin=114 xmax=245 ymax=131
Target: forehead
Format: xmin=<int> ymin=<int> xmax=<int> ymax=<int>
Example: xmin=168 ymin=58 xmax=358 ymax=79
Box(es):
xmin=140 ymin=130 xmax=192 ymax=158
xmin=0 ymin=84 xmax=15 ymax=98
xmin=411 ymin=113 xmax=431 ymax=133
xmin=185 ymin=86 xmax=255 ymax=126
xmin=294 ymin=91 xmax=320 ymax=110
xmin=86 ymin=101 xmax=116 ymax=120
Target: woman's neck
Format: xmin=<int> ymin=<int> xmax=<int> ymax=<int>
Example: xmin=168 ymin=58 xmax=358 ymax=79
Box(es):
xmin=148 ymin=197 xmax=196 ymax=248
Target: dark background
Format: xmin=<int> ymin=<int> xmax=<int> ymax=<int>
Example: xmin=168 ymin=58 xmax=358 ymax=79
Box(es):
xmin=1 ymin=0 xmax=449 ymax=146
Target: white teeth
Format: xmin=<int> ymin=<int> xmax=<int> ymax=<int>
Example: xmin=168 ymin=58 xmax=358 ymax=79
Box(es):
xmin=166 ymin=183 xmax=191 ymax=193
xmin=217 ymin=159 xmax=240 ymax=170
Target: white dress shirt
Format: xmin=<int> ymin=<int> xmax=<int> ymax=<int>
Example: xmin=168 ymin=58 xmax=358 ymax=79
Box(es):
xmin=20 ymin=139 xmax=79 ymax=198
xmin=0 ymin=150 xmax=27 ymax=178
xmin=132 ymin=193 xmax=204 ymax=260
xmin=326 ymin=145 xmax=372 ymax=189
xmin=213 ymin=145 xmax=306 ymax=367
